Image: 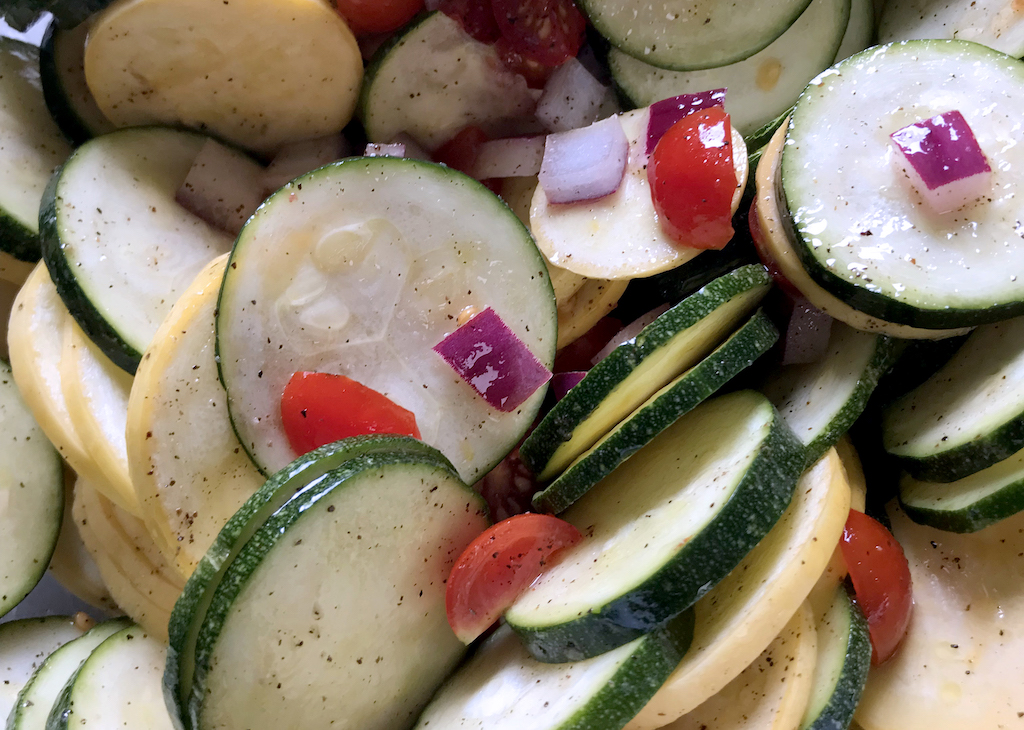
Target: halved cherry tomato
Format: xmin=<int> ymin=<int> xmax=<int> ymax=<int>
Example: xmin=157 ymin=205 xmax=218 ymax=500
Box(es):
xmin=648 ymin=107 xmax=736 ymax=250
xmin=491 ymin=0 xmax=586 ymax=67
xmin=474 ymin=446 xmax=539 ymax=521
xmin=335 ymin=0 xmax=424 ymax=35
xmin=840 ymin=510 xmax=914 ymax=664
xmin=552 ymin=316 xmax=622 ymax=372
xmin=281 ymin=371 xmax=421 ymax=457
xmin=446 ymin=513 xmax=583 ymax=644
xmin=495 ymin=36 xmax=556 ymax=89
xmin=433 ymin=125 xmax=490 ymax=176
xmin=439 ymin=0 xmax=501 ymax=43
xmin=748 ymin=199 xmax=802 ymax=299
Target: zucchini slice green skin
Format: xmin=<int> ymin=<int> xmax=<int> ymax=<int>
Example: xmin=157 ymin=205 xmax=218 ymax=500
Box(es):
xmin=39 ymin=20 xmax=115 ymax=146
xmin=520 ymin=264 xmax=771 ymax=479
xmin=534 ymin=309 xmax=779 ymax=514
xmin=413 ymin=610 xmax=694 ymax=730
xmin=508 ymin=391 xmax=805 ymax=663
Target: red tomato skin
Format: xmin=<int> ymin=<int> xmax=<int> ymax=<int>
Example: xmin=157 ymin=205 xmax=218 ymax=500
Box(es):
xmin=840 ymin=510 xmax=914 ymax=664
xmin=434 ymin=125 xmax=490 ymax=176
xmin=491 ymin=0 xmax=586 ymax=67
xmin=647 ymin=108 xmax=736 ymax=250
xmin=281 ymin=372 xmax=421 ymax=457
xmin=439 ymin=0 xmax=501 ymax=43
xmin=446 ymin=513 xmax=583 ymax=644
xmin=335 ymin=0 xmax=424 ymax=35
xmin=495 ymin=37 xmax=556 ymax=89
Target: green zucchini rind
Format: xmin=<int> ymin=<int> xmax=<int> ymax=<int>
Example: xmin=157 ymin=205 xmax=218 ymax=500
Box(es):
xmin=533 ymin=309 xmax=779 ymax=514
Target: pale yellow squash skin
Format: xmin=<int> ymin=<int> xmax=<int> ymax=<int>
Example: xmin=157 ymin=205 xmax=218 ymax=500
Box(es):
xmin=48 ymin=471 xmax=117 ymax=611
xmin=84 ymin=0 xmax=363 ymax=155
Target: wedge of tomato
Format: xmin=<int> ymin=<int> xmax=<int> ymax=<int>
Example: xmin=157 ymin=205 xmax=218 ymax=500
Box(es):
xmin=491 ymin=0 xmax=586 ymax=66
xmin=840 ymin=509 xmax=914 ymax=664
xmin=446 ymin=513 xmax=583 ymax=643
xmin=280 ymin=371 xmax=421 ymax=457
xmin=335 ymin=0 xmax=423 ymax=34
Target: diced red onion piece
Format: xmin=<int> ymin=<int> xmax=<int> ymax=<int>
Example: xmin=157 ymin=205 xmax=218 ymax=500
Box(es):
xmin=473 ymin=447 xmax=538 ymax=522
xmin=646 ymin=88 xmax=727 ymax=155
xmin=536 ymin=58 xmax=616 ymax=133
xmin=889 ymin=110 xmax=992 ymax=215
xmin=433 ymin=307 xmax=552 ymax=412
xmin=471 ymin=136 xmax=546 ymax=179
xmin=591 ymin=303 xmax=671 ymax=365
xmin=175 ymin=139 xmax=265 ymax=236
xmin=539 ymin=117 xmax=629 ymax=204
xmin=262 ymin=135 xmax=350 ymax=194
xmin=550 ymin=371 xmax=586 ymax=403
xmin=781 ymin=299 xmax=833 ymax=366
xmin=391 ymin=133 xmax=431 ymax=160
xmin=364 ymin=142 xmax=406 ymax=158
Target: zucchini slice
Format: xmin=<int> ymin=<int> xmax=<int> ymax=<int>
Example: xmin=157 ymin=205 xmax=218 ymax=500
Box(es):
xmin=216 ymin=157 xmax=556 ymax=484
xmin=0 ymin=357 xmax=64 ymax=619
xmin=626 ymin=447 xmax=851 ymax=730
xmin=521 ymin=264 xmax=771 ymax=482
xmin=414 ymin=614 xmax=694 ymax=730
xmin=128 ymin=255 xmax=264 ymax=578
xmin=0 ymin=617 xmax=84 ymax=722
xmin=878 ymin=0 xmax=1024 ymax=58
xmin=579 ymin=0 xmax=813 ymax=72
xmin=83 ymin=0 xmax=362 ymax=155
xmin=665 ymin=602 xmax=817 ymax=730
xmin=799 ymin=585 xmax=871 ymax=730
xmin=883 ymin=318 xmax=1024 ymax=482
xmin=6 ymin=617 xmax=131 ymax=730
xmin=609 ymin=0 xmax=851 ymax=136
xmin=0 ymin=38 xmax=72 ymax=263
xmin=506 ymin=390 xmax=804 ymax=662
xmin=529 ymin=108 xmax=748 ymax=280
xmin=46 ymin=625 xmax=175 ymax=730
xmin=782 ymin=40 xmax=1024 ymax=329
xmin=754 ymin=118 xmax=971 ymax=340
xmin=763 ymin=322 xmax=898 ymax=468
xmin=533 ymin=309 xmax=779 ymax=514
xmin=41 ymin=127 xmax=235 ymax=373
xmin=855 ymin=503 xmax=1024 ymax=730
xmin=360 ymin=12 xmax=536 ymax=151
xmin=182 ymin=448 xmax=489 ymax=730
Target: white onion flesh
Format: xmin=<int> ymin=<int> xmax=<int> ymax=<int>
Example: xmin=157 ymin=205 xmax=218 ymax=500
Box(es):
xmin=536 ymin=58 xmax=619 ymax=133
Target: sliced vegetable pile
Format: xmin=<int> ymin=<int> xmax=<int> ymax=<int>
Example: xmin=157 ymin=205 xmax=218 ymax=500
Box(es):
xmin=2 ymin=1 xmax=1024 ymax=729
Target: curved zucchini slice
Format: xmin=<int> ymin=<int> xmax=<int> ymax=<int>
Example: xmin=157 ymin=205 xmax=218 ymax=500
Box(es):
xmin=0 ymin=617 xmax=84 ymax=723
xmin=128 ymin=255 xmax=264 ymax=577
xmin=855 ymin=504 xmax=1024 ymax=730
xmin=530 ymin=108 xmax=747 ymax=280
xmin=609 ymin=0 xmax=851 ymax=136
xmin=414 ymin=613 xmax=693 ymax=730
xmin=45 ymin=625 xmax=175 ymax=730
xmin=0 ymin=357 xmax=64 ymax=619
xmin=41 ymin=127 xmax=235 ymax=373
xmin=782 ymin=40 xmax=1024 ymax=329
xmin=878 ymin=0 xmax=1024 ymax=58
xmin=0 ymin=38 xmax=72 ymax=263
xmin=534 ymin=309 xmax=779 ymax=514
xmin=627 ymin=447 xmax=851 ymax=730
xmin=360 ymin=12 xmax=535 ymax=151
xmin=754 ymin=119 xmax=971 ymax=340
xmin=216 ymin=156 xmax=556 ymax=484
xmin=883 ymin=318 xmax=1024 ymax=483
xmin=84 ymin=0 xmax=362 ymax=155
xmin=182 ymin=448 xmax=488 ymax=730
xmin=763 ymin=321 xmax=898 ymax=468
xmin=665 ymin=602 xmax=817 ymax=730
xmin=6 ymin=617 xmax=131 ymax=730
xmin=799 ymin=585 xmax=871 ymax=730
xmin=521 ymin=264 xmax=771 ymax=482
xmin=506 ymin=390 xmax=804 ymax=662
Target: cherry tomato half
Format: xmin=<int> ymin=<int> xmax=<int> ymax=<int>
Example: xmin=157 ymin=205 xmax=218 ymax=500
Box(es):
xmin=281 ymin=371 xmax=421 ymax=457
xmin=748 ymin=198 xmax=802 ymax=299
xmin=840 ymin=510 xmax=914 ymax=664
xmin=446 ymin=513 xmax=583 ymax=644
xmin=648 ymin=107 xmax=736 ymax=250
xmin=335 ymin=0 xmax=424 ymax=35
xmin=491 ymin=0 xmax=586 ymax=67
xmin=439 ymin=0 xmax=501 ymax=43
xmin=433 ymin=125 xmax=489 ymax=176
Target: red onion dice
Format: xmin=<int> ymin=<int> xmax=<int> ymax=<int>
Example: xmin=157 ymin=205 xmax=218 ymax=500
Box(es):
xmin=538 ymin=117 xmax=629 ymax=204
xmin=549 ymin=371 xmax=587 ymax=403
xmin=433 ymin=307 xmax=552 ymax=412
xmin=175 ymin=140 xmax=265 ymax=236
xmin=781 ymin=299 xmax=833 ymax=366
xmin=262 ymin=135 xmax=349 ymax=194
xmin=889 ymin=110 xmax=992 ymax=215
xmin=646 ymin=89 xmax=727 ymax=155
xmin=591 ymin=303 xmax=671 ymax=365
xmin=536 ymin=57 xmax=619 ymax=133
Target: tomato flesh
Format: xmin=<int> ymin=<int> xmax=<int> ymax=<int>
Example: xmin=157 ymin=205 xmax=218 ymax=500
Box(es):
xmin=335 ymin=0 xmax=424 ymax=34
xmin=491 ymin=0 xmax=586 ymax=67
xmin=648 ymin=107 xmax=736 ymax=250
xmin=433 ymin=125 xmax=489 ymax=176
xmin=840 ymin=509 xmax=914 ymax=664
xmin=446 ymin=513 xmax=583 ymax=643
xmin=281 ymin=371 xmax=421 ymax=457
xmin=439 ymin=0 xmax=501 ymax=43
